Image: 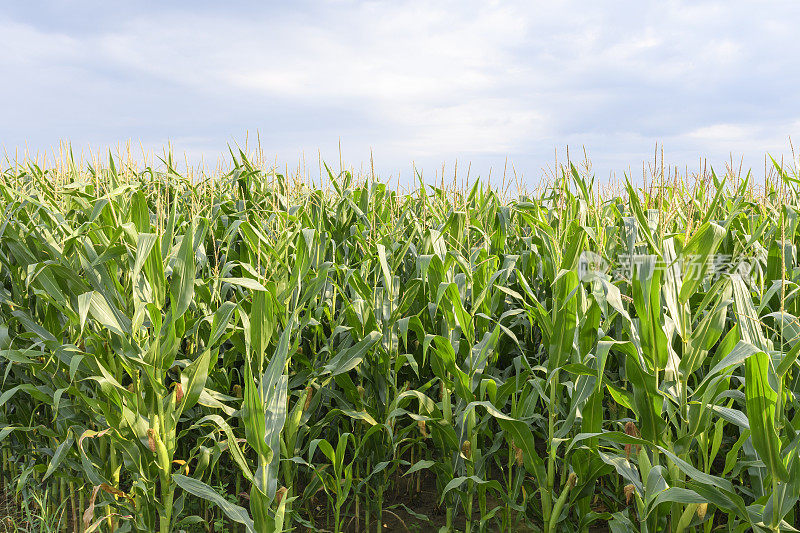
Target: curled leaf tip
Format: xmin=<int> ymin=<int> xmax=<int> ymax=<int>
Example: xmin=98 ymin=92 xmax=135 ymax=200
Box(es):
xmin=147 ymin=429 xmax=156 ymax=452
xmin=624 ymin=484 xmax=635 ymax=505
xmin=461 ymin=440 xmax=472 ymax=460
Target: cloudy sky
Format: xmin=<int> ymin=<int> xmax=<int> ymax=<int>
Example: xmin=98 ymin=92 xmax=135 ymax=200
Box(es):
xmin=2 ymin=1 xmax=798 ymax=184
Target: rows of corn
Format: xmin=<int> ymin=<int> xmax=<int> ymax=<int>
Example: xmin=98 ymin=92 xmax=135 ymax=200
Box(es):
xmin=0 ymin=152 xmax=798 ymax=533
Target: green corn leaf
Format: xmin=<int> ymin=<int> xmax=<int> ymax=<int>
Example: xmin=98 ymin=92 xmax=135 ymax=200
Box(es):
xmin=42 ymin=430 xmax=74 ymax=481
xmin=745 ymin=348 xmax=789 ymax=482
xmin=169 ymin=225 xmax=195 ymax=319
xmin=645 ymin=488 xmax=706 ymax=518
xmin=549 ymin=269 xmax=579 ymax=370
xmin=173 ymin=475 xmax=255 ymax=533
xmin=322 ymin=330 xmax=381 ymax=377
xmin=441 ymin=476 xmax=503 ymax=504
xmin=679 ymin=221 xmax=726 ymax=303
xmin=179 ymin=348 xmax=212 ymax=416
xmin=222 ymin=277 xmax=268 ymax=292
xmin=625 ymin=353 xmax=665 ymax=444
xmin=209 ymin=301 xmax=238 ymax=348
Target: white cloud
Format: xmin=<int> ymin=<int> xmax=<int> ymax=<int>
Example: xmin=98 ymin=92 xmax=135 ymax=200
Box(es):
xmin=0 ymin=20 xmax=79 ymax=66
xmin=0 ymin=1 xmax=798 ymax=182
xmin=688 ymin=124 xmax=752 ymax=143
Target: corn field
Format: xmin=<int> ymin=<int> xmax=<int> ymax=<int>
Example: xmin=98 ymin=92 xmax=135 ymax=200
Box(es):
xmin=0 ymin=152 xmax=799 ymax=533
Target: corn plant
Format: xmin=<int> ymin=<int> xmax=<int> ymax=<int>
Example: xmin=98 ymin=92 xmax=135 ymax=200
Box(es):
xmin=1 ymin=151 xmax=799 ymax=533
